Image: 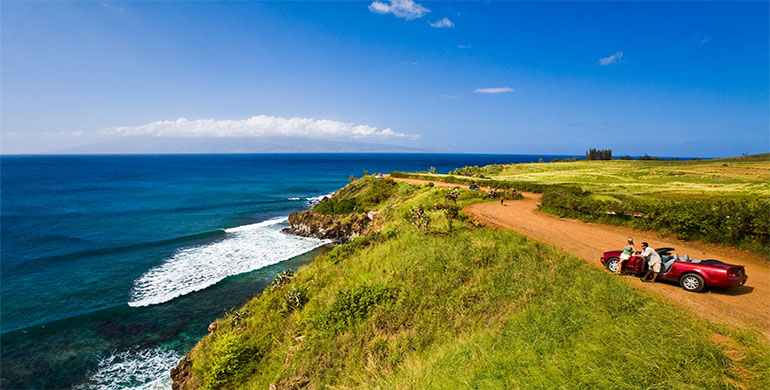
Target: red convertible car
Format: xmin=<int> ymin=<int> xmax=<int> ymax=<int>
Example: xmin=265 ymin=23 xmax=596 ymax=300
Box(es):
xmin=600 ymin=247 xmax=747 ymax=292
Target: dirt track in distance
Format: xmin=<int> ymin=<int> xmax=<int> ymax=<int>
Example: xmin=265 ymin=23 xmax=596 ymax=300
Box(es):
xmin=392 ymin=177 xmax=770 ymax=339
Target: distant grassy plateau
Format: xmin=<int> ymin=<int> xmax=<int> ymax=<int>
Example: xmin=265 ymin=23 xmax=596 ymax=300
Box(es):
xmin=392 ymin=154 xmax=770 ymax=255
xmin=420 ymin=153 xmax=770 ymax=198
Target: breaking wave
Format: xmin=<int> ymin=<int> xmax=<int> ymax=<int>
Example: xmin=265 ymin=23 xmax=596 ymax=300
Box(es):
xmin=128 ymin=217 xmax=329 ymax=307
xmin=75 ymin=346 xmax=180 ymax=390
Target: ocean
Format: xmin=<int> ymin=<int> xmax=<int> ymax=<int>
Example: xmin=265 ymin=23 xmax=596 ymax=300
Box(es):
xmin=0 ymin=154 xmax=574 ymax=389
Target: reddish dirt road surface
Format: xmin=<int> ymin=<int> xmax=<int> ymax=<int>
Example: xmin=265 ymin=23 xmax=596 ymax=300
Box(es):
xmin=393 ymin=177 xmax=770 ymax=338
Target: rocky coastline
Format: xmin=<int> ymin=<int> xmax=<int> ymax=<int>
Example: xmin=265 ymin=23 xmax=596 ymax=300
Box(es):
xmin=171 ymin=205 xmax=376 ymax=389
xmin=281 ymin=209 xmax=376 ymax=244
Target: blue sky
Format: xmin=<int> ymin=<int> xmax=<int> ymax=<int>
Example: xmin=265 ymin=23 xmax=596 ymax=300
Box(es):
xmin=1 ymin=1 xmax=768 ymax=156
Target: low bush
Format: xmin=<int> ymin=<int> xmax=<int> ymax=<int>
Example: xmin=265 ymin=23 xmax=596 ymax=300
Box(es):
xmin=314 ymin=285 xmax=394 ymax=333
xmin=540 ymin=187 xmax=770 ymax=251
xmin=270 ymin=270 xmax=295 ymax=291
xmin=282 ymin=287 xmax=305 ymax=314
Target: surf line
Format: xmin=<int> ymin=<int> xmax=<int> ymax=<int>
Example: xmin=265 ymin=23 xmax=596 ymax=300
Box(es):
xmin=127 ymin=216 xmax=329 ymax=307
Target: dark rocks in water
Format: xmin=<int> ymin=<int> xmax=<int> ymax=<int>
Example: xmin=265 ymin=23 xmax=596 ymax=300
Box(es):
xmin=282 ymin=210 xmax=373 ymax=244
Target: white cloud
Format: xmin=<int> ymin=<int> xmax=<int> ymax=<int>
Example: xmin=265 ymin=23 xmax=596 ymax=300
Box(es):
xmin=368 ymin=0 xmax=429 ymax=20
xmin=41 ymin=130 xmax=84 ymax=136
xmin=430 ymin=18 xmax=454 ymax=28
xmin=108 ymin=115 xmax=417 ymax=139
xmin=700 ymin=34 xmax=710 ymax=44
xmin=473 ymin=87 xmax=515 ymax=94
xmin=457 ymin=44 xmax=471 ymax=49
xmin=598 ymin=51 xmax=623 ymax=65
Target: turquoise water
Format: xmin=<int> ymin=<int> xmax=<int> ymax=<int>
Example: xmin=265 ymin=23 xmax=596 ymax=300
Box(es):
xmin=0 ymin=154 xmax=573 ymax=388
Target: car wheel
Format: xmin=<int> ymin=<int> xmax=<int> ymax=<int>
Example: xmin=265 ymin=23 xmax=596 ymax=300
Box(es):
xmin=606 ymin=257 xmax=620 ymax=273
xmin=680 ymin=273 xmax=705 ymax=292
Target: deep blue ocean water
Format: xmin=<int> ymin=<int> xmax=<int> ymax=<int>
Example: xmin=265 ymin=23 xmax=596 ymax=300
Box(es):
xmin=0 ymin=153 xmax=575 ymax=389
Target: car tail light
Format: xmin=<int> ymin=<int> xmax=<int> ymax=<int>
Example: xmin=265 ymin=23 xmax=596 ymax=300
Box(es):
xmin=727 ymin=268 xmax=743 ymax=277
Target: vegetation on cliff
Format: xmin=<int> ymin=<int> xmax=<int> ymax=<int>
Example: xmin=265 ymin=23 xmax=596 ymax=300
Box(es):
xmin=175 ymin=176 xmax=770 ymax=389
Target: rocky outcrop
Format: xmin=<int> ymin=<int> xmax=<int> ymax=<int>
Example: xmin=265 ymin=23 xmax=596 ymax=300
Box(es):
xmin=283 ymin=210 xmax=374 ymax=243
xmin=171 ymin=350 xmax=196 ymax=390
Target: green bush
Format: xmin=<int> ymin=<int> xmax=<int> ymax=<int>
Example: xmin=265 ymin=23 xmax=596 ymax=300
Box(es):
xmin=540 ymin=187 xmax=770 ymax=250
xmin=315 ymin=285 xmax=394 ymax=333
xmin=313 ymin=198 xmax=358 ymax=215
xmin=358 ymin=178 xmax=398 ymax=208
xmin=199 ymin=333 xmax=262 ymax=390
xmin=270 ymin=270 xmax=295 ymax=291
xmin=450 ymin=165 xmax=486 ymax=177
xmin=282 ymin=287 xmax=306 ymax=314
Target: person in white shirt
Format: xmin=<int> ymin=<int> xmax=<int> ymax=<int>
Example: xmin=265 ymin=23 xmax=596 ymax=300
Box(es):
xmin=638 ymin=242 xmax=662 ymax=283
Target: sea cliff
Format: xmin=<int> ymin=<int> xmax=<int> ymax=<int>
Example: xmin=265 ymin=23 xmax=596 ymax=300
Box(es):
xmin=282 ymin=209 xmax=375 ymax=244
xmin=170 ymin=173 xmax=769 ymax=390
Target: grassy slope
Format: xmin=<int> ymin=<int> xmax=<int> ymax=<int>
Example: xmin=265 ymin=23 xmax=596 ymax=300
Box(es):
xmin=186 ymin=178 xmax=769 ymax=389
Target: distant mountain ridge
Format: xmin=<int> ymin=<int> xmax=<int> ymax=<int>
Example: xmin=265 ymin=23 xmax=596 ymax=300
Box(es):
xmin=49 ymin=136 xmax=433 ymax=154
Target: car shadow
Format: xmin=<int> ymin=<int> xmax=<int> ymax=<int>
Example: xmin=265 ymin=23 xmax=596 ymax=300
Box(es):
xmin=708 ymin=285 xmax=755 ymax=296
xmin=637 ymin=277 xmax=755 ymax=296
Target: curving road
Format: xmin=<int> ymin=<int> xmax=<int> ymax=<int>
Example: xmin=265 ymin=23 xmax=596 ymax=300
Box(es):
xmin=393 ymin=177 xmax=770 ymax=338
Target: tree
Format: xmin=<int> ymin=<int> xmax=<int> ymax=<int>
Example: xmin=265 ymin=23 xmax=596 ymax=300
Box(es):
xmin=429 ymin=166 xmax=437 ymax=174
xmin=586 ymin=148 xmax=612 ymax=160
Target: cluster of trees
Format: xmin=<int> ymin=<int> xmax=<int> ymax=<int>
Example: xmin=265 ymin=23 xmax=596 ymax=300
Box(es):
xmin=586 ymin=148 xmax=612 ymax=160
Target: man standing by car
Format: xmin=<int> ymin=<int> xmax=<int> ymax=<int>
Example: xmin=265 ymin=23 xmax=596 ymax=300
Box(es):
xmin=639 ymin=242 xmax=662 ymax=283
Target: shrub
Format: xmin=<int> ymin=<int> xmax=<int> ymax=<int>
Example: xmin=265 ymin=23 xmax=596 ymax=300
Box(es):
xmin=450 ymin=165 xmax=485 ymax=177
xmin=200 ymin=334 xmax=261 ymax=390
xmin=270 ymin=270 xmax=295 ymax=291
xmin=282 ymin=287 xmax=306 ymax=314
xmin=313 ymin=198 xmax=358 ymax=215
xmin=358 ymin=178 xmax=398 ymax=208
xmin=409 ymin=205 xmax=431 ymax=231
xmin=539 ymin=188 xmax=770 ymax=249
xmin=315 ymin=285 xmax=394 ymax=333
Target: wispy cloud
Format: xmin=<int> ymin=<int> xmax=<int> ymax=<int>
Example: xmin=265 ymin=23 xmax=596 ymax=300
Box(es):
xmin=473 ymin=87 xmax=515 ymax=94
xmin=439 ymin=94 xmax=458 ymax=99
xmin=598 ymin=51 xmax=623 ymax=65
xmin=108 ymin=115 xmax=417 ymax=139
xmin=430 ymin=18 xmax=454 ymax=28
xmin=41 ymin=130 xmax=84 ymax=136
xmin=700 ymin=34 xmax=710 ymax=44
xmin=457 ymin=44 xmax=471 ymax=49
xmin=369 ymin=0 xmax=429 ymax=20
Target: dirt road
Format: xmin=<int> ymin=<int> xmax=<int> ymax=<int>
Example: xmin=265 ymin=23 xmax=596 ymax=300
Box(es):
xmin=393 ymin=177 xmax=770 ymax=338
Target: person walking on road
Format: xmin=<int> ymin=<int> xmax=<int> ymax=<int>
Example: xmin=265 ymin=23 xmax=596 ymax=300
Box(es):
xmin=639 ymin=242 xmax=662 ymax=283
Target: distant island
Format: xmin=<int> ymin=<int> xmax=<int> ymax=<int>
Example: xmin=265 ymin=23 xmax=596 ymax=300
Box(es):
xmin=47 ymin=136 xmax=434 ymax=154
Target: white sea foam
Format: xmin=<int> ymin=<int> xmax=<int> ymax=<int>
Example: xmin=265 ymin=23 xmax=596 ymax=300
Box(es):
xmin=128 ymin=217 xmax=328 ymax=307
xmin=306 ymin=192 xmax=336 ymax=206
xmin=288 ymin=197 xmax=301 ymax=200
xmin=75 ymin=346 xmax=180 ymax=390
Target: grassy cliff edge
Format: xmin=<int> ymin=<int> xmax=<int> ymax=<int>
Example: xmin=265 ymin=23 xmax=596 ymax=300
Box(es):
xmin=173 ymin=175 xmax=770 ymax=389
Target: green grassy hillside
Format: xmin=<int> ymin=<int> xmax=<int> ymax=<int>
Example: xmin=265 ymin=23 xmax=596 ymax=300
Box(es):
xmin=180 ymin=178 xmax=769 ymax=389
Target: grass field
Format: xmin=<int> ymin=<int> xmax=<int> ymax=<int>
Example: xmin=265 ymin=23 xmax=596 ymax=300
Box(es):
xmin=392 ymin=154 xmax=770 ymax=254
xmin=183 ymin=177 xmax=770 ymax=389
xmin=446 ymin=154 xmax=770 ymax=199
